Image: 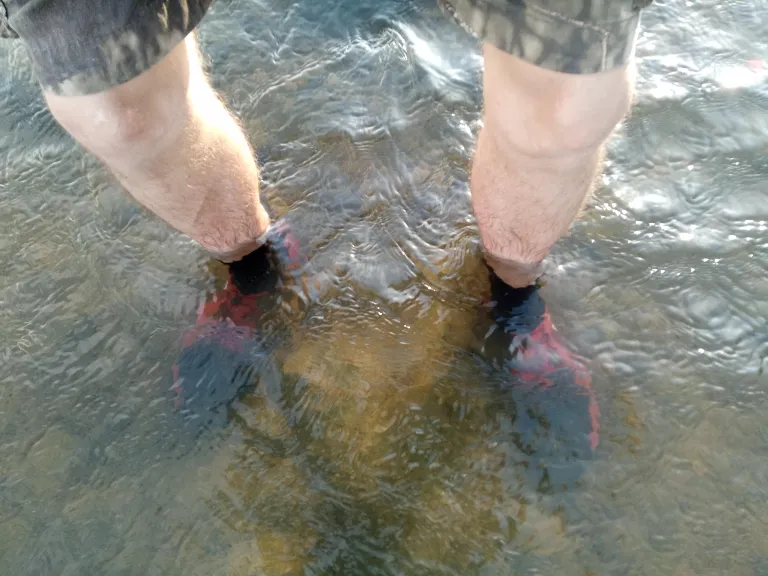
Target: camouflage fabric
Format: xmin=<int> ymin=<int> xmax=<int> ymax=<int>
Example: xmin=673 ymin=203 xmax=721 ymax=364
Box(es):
xmin=0 ymin=0 xmax=211 ymax=96
xmin=0 ymin=0 xmax=652 ymax=97
xmin=439 ymin=0 xmax=653 ymax=74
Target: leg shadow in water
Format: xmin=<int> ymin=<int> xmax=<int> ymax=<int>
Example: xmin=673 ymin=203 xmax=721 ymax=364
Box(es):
xmin=485 ymin=367 xmax=597 ymax=494
xmin=171 ymin=329 xmax=285 ymax=433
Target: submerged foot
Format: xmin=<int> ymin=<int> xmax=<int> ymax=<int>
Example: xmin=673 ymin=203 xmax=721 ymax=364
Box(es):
xmin=171 ymin=223 xmax=303 ymax=426
xmin=478 ymin=269 xmax=599 ymax=490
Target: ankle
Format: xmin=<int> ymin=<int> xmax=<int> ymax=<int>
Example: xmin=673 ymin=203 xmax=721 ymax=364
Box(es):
xmin=484 ymin=251 xmax=542 ymax=288
xmin=488 ymin=268 xmax=547 ymax=333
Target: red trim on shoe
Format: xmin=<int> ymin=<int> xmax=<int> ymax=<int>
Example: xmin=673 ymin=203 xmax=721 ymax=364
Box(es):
xmin=510 ymin=311 xmax=600 ymax=450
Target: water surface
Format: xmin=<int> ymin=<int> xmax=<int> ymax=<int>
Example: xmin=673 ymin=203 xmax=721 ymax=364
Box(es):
xmin=1 ymin=0 xmax=767 ymax=574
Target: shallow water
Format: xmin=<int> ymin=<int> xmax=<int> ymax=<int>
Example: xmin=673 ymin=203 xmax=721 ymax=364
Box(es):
xmin=1 ymin=0 xmax=767 ymax=574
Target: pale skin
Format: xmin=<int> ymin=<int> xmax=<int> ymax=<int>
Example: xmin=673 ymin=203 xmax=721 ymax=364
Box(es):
xmin=45 ymin=36 xmax=633 ymax=286
xmin=475 ymin=45 xmax=633 ymax=286
xmin=45 ymin=36 xmax=270 ymax=262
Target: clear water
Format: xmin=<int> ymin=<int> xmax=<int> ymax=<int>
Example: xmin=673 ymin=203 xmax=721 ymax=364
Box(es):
xmin=1 ymin=0 xmax=767 ymax=574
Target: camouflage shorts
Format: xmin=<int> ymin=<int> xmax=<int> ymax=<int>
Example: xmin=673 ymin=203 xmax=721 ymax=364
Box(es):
xmin=439 ymin=0 xmax=653 ymax=74
xmin=0 ymin=0 xmax=210 ymax=96
xmin=0 ymin=0 xmax=652 ymax=97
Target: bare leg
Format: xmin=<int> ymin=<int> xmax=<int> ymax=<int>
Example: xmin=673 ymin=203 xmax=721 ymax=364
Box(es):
xmin=44 ymin=36 xmax=269 ymax=262
xmin=473 ymin=45 xmax=635 ymax=287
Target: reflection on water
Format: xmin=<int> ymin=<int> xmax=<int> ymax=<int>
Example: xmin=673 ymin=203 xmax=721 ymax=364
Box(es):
xmin=1 ymin=0 xmax=767 ymax=574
